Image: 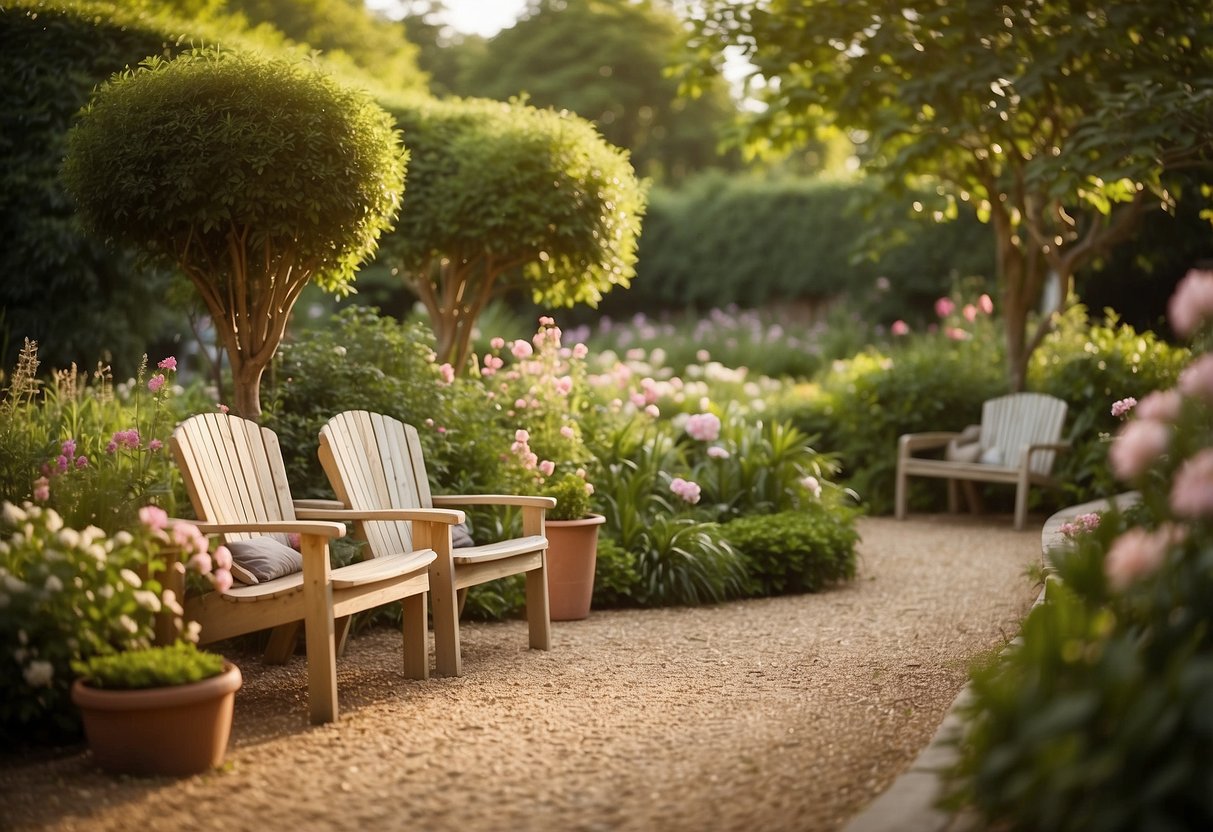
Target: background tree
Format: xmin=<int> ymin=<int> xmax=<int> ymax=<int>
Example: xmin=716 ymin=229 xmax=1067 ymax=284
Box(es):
xmin=397 ymin=1 xmax=488 ymax=99
xmin=63 ymin=47 xmax=406 ymax=418
xmin=688 ymin=0 xmax=1213 ymax=389
xmin=460 ymin=0 xmax=739 ymax=183
xmin=378 ymin=95 xmax=646 ymax=369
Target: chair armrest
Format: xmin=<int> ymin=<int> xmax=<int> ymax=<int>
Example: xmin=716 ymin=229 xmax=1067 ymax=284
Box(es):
xmin=898 ymin=432 xmax=962 ymax=455
xmin=431 ymin=494 xmax=557 ymax=510
xmin=1027 ymin=442 xmax=1071 ymax=454
xmin=177 ymin=519 xmax=347 ymax=538
xmin=295 ymin=506 xmax=466 ymax=525
xmin=293 ymin=498 xmax=345 ymax=511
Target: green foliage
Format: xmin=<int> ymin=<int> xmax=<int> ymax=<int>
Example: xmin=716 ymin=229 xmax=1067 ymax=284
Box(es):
xmin=263 ymin=306 xmax=505 ymax=499
xmin=723 ymin=507 xmax=860 ymax=596
xmin=1031 ymin=305 xmax=1191 ymax=503
xmin=609 ymin=173 xmax=992 ymax=318
xmin=458 ymin=0 xmax=739 ymax=183
xmin=590 ymin=535 xmax=640 ymax=609
xmin=72 ymin=641 xmax=225 ymax=690
xmin=377 ymin=93 xmax=646 ymax=366
xmin=630 ymin=516 xmax=747 ymax=607
xmin=543 ymin=473 xmax=593 ymax=522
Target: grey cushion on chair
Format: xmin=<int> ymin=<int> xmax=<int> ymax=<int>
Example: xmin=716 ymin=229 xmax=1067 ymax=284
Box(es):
xmin=452 ymin=522 xmax=474 ymax=548
xmin=226 ymin=537 xmax=303 ymax=585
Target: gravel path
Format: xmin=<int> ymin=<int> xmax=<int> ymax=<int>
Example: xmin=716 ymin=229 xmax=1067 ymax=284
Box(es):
xmin=0 ymin=515 xmax=1042 ymax=832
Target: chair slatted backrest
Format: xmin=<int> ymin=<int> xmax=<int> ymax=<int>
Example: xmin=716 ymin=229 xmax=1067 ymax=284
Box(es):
xmin=171 ymin=412 xmax=296 ymax=546
xmin=319 ymin=410 xmax=434 ymax=558
xmin=979 ymin=393 xmax=1068 ymax=476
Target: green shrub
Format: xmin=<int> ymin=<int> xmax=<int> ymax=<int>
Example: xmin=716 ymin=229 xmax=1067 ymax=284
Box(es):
xmin=1030 ymin=304 xmax=1190 ymax=504
xmin=630 ymin=517 xmax=748 ymax=607
xmin=73 ymin=642 xmax=225 ymax=690
xmin=590 ymin=535 xmax=641 ymax=609
xmin=723 ymin=506 xmax=860 ymax=596
xmin=263 ymin=307 xmax=507 ymax=499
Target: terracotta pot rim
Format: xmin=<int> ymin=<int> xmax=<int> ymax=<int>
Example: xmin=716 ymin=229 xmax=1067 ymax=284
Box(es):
xmin=547 ymin=513 xmax=606 ymax=528
xmin=71 ymin=661 xmax=242 ymax=712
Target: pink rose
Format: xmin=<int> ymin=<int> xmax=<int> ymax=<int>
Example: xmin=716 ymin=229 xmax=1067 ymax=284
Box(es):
xmin=685 ymin=412 xmax=722 ymax=442
xmin=1135 ymin=389 xmax=1182 ymax=422
xmin=707 ymin=446 xmax=730 ymax=459
xmin=978 ymin=294 xmax=994 ymax=315
xmin=1167 ymin=268 xmax=1213 ymax=338
xmin=946 ymin=327 xmax=971 ymax=341
xmin=891 ymin=320 xmax=910 ymax=336
xmin=157 ymin=356 xmax=177 ymax=371
xmin=963 ymin=304 xmax=978 ymax=322
xmin=669 ymin=477 xmax=701 ymax=505
xmin=33 ymin=477 xmax=49 ymax=502
xmin=560 ymin=426 xmax=576 ymax=440
xmin=538 ymin=460 xmax=555 ymax=477
xmin=490 ymin=337 xmax=506 ymax=350
xmin=439 ymin=363 xmax=455 ymax=384
xmin=511 ymin=340 xmax=534 ymax=359
xmin=1178 ymin=354 xmax=1213 ymax=403
xmin=1110 ymin=397 xmax=1137 ymax=418
xmin=935 ymin=297 xmax=955 ymax=318
xmin=212 ymin=545 xmax=233 ymax=571
xmin=1170 ymin=448 xmax=1213 ymax=518
xmin=1104 ymin=527 xmax=1174 ymax=591
xmin=211 ymin=568 xmax=234 ymax=593
xmin=1108 ymin=419 xmax=1170 ymax=480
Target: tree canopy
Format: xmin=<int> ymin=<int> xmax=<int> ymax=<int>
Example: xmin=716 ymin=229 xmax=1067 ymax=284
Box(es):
xmin=378 ymin=94 xmax=646 ymax=368
xmin=63 ymin=47 xmax=406 ymax=418
xmin=688 ymin=0 xmax=1213 ymax=388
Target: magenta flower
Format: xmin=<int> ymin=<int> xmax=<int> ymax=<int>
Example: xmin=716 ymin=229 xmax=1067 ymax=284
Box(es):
xmin=1110 ymin=397 xmax=1137 ymax=418
xmin=685 ymin=412 xmax=722 ymax=442
xmin=1167 ymin=268 xmax=1213 ymax=338
xmin=61 ymin=439 xmax=76 ymax=457
xmin=74 ymin=455 xmax=88 ymax=469
xmin=891 ymin=320 xmax=910 ymax=336
xmin=935 ymin=297 xmax=955 ymax=318
xmin=187 ymin=552 xmax=213 ymax=575
xmin=1170 ymin=448 xmax=1213 ymax=518
xmin=56 ymin=455 xmax=68 ymax=474
xmin=157 ymin=356 xmax=177 ymax=371
xmin=105 ymin=440 xmax=118 ymax=454
xmin=148 ymin=439 xmax=163 ymax=452
xmin=1109 ymin=419 xmax=1170 ymax=481
xmin=147 ymin=373 xmax=166 ymax=393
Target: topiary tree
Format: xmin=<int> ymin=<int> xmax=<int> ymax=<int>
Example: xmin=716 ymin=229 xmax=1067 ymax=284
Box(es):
xmin=62 ymin=47 xmax=406 ymax=418
xmin=378 ymin=95 xmax=646 ymax=370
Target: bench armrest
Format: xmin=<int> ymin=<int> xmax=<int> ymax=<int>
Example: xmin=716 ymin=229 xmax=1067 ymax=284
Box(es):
xmin=294 ymin=507 xmax=466 ymax=525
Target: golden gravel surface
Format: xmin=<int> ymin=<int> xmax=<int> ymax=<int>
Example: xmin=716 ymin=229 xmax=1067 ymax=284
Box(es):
xmin=1 ymin=515 xmax=1043 ymax=832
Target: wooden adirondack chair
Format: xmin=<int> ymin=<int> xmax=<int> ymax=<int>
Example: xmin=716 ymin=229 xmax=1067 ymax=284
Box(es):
xmin=169 ymin=412 xmax=464 ymax=724
xmin=894 ymin=392 xmax=1070 ymax=530
xmin=318 ymin=410 xmax=555 ymax=678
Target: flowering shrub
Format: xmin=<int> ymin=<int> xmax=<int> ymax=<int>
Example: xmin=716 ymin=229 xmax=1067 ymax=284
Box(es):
xmin=0 ymin=502 xmax=231 ymax=745
xmin=946 ymin=268 xmax=1213 ymax=831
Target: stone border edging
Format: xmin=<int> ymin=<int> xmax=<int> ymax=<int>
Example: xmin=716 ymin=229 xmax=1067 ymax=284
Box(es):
xmin=842 ymin=494 xmax=1138 ymax=832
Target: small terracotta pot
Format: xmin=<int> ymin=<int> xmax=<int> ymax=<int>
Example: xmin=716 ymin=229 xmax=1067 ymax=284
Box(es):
xmin=71 ymin=662 xmax=242 ymax=777
xmin=545 ymin=513 xmax=606 ymax=621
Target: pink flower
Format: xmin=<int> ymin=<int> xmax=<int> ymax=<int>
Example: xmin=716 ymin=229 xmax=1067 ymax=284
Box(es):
xmin=515 ymin=398 xmax=529 ymax=409
xmin=963 ymin=304 xmax=978 ymax=322
xmin=1136 ymin=389 xmax=1182 ymax=422
xmin=1110 ymin=397 xmax=1137 ymax=418
xmin=1059 ymin=512 xmax=1101 ymax=538
xmin=212 ymin=545 xmax=233 ymax=571
xmin=74 ymin=455 xmax=88 ymax=469
xmin=148 ymin=439 xmax=163 ymax=452
xmin=511 ymin=340 xmax=534 ymax=359
xmin=105 ymin=440 xmax=118 ymax=454
xmin=707 ymin=446 xmax=730 ymax=459
xmin=288 ymin=533 xmax=301 ymax=550
xmin=61 ymin=439 xmax=76 ymax=457
xmin=515 ymin=429 xmax=530 ymax=444
xmin=891 ymin=320 xmax=910 ymax=336
xmin=539 ymin=315 xmax=555 ymax=327
xmin=33 ymin=477 xmax=49 ymax=502
xmin=217 ymin=404 xmax=229 ymax=414
xmin=1104 ymin=525 xmax=1183 ymax=591
xmin=685 ymin=412 xmax=722 ymax=442
xmin=560 ymin=425 xmax=576 ymax=440
xmin=538 ymin=460 xmax=556 ymax=477
xmin=439 ymin=363 xmax=455 ymax=384
xmin=669 ymin=477 xmax=701 ymax=505
xmin=56 ymin=455 xmax=68 ymax=474
xmin=935 ymin=297 xmax=955 ymax=318
xmin=157 ymin=356 xmax=177 ymax=371
xmin=644 ymin=404 xmax=660 ymax=418
xmin=572 ymin=343 xmax=589 ymax=359
xmin=554 ymin=375 xmax=573 ymax=396
xmin=1109 ymin=419 xmax=1170 ymax=480
xmin=187 ymin=552 xmax=213 ymax=575
xmin=490 ymin=337 xmax=506 ymax=350
xmin=801 ymin=476 xmax=822 ymax=498
xmin=1178 ymin=354 xmax=1213 ymax=403
xmin=978 ymin=294 xmax=994 ymax=315
xmin=1167 ymin=268 xmax=1213 ymax=338
xmin=212 ymin=568 xmax=234 ymax=593
xmin=148 ymin=373 xmax=166 ymax=393
xmin=1170 ymin=448 xmax=1213 ymax=518
xmin=946 ymin=327 xmax=971 ymax=341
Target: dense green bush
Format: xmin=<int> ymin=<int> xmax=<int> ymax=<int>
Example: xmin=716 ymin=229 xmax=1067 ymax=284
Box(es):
xmin=723 ymin=507 xmax=860 ymax=596
xmin=593 ymin=173 xmax=992 ymax=323
xmin=1030 ymin=304 xmax=1190 ymax=503
xmin=263 ymin=307 xmax=506 ymax=499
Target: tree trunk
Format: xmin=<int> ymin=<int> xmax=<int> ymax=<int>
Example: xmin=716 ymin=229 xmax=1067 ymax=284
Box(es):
xmin=230 ymin=358 xmax=266 ymax=421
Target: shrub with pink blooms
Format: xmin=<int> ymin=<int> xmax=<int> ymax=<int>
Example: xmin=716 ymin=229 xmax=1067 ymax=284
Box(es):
xmin=947 ymin=270 xmax=1213 ymax=831
xmin=0 ymin=501 xmax=231 ymax=746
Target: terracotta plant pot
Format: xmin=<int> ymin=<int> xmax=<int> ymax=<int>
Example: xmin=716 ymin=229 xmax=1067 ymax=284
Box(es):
xmin=71 ymin=662 xmax=242 ymax=776
xmin=545 ymin=513 xmax=606 ymax=621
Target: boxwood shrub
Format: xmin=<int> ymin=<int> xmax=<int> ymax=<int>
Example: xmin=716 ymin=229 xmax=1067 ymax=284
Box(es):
xmin=723 ymin=506 xmax=860 ymax=596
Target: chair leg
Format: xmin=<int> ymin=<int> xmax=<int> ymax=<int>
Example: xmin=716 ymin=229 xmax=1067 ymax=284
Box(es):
xmin=946 ymin=478 xmax=959 ymax=514
xmin=263 ymin=622 xmax=300 ymax=664
xmin=430 ymin=562 xmax=462 ymax=678
xmin=894 ymin=462 xmax=908 ymax=521
xmin=961 ymin=481 xmax=983 ymax=515
xmin=401 ymin=592 xmax=429 ymax=680
xmin=301 ymin=539 xmax=338 ymax=725
xmin=1014 ymin=473 xmax=1031 ymax=531
xmin=525 ymin=560 xmax=552 ymax=651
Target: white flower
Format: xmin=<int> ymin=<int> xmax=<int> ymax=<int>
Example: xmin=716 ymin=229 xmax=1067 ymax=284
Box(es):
xmin=184 ymin=621 xmax=202 ymax=643
xmin=43 ymin=575 xmax=63 ymax=593
xmin=57 ymin=528 xmax=80 ymax=549
xmin=112 ymin=530 xmax=133 ymax=547
xmin=118 ymin=615 xmax=138 ymax=634
xmin=44 ymin=510 xmax=63 ymax=533
xmin=2 ymin=502 xmax=27 ymax=526
xmin=133 ymin=590 xmax=162 ymax=613
xmin=162 ymin=589 xmax=184 ymax=616
xmin=86 ymin=544 xmax=107 ymax=563
xmin=0 ymin=593 xmax=9 ymax=609
xmin=119 ymin=568 xmax=142 ymax=588
xmin=2 ymin=574 xmax=28 ymax=594
xmin=81 ymin=526 xmax=107 ymax=547
xmin=23 ymin=660 xmax=54 ymax=688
